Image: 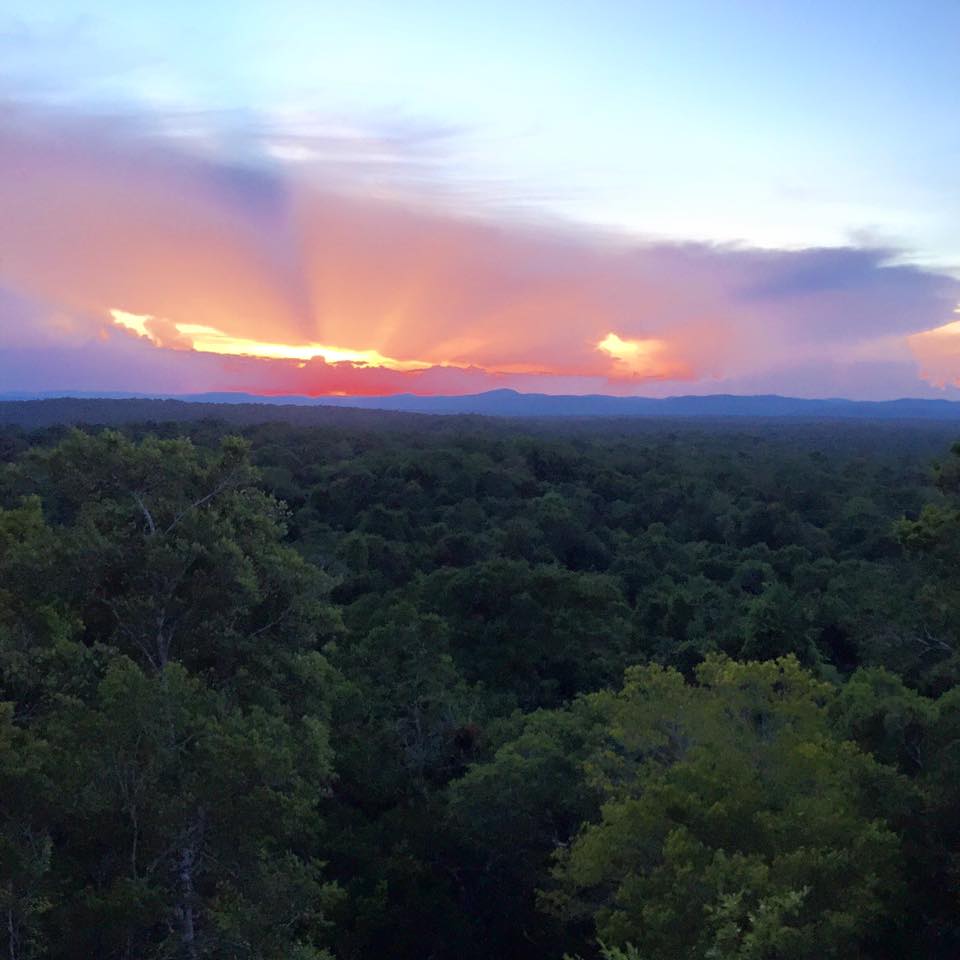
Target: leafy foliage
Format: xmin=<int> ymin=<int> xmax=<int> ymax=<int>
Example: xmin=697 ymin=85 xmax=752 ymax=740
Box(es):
xmin=1 ymin=413 xmax=960 ymax=958
xmin=546 ymin=657 xmax=904 ymax=960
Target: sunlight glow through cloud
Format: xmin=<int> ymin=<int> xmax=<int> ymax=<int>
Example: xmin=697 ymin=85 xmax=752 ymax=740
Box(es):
xmin=596 ymin=332 xmax=667 ymax=372
xmin=907 ymin=303 xmax=960 ymax=387
xmin=1 ymin=101 xmax=958 ymax=400
xmin=109 ymin=309 xmax=441 ymax=371
xmin=595 ymin=332 xmax=692 ymax=380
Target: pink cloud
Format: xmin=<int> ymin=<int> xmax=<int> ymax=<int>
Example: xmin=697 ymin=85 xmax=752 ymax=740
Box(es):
xmin=1 ymin=101 xmax=958 ymax=398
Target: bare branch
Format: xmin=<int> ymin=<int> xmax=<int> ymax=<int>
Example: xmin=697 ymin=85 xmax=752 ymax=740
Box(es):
xmin=164 ymin=469 xmax=242 ymax=535
xmin=131 ymin=491 xmax=157 ymax=537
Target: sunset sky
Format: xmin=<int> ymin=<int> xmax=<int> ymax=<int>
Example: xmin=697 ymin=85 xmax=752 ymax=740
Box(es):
xmin=2 ymin=1 xmax=959 ymax=398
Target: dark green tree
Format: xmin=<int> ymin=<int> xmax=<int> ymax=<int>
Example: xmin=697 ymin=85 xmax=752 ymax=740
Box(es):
xmin=0 ymin=431 xmax=343 ymax=959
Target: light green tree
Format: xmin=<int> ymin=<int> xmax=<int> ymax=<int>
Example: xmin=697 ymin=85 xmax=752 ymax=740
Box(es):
xmin=547 ymin=656 xmax=904 ymax=960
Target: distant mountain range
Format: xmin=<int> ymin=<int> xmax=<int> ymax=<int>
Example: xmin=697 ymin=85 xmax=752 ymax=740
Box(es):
xmin=5 ymin=389 xmax=960 ymax=420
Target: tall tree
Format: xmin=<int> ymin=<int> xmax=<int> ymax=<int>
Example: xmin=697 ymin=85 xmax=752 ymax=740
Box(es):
xmin=1 ymin=431 xmax=343 ymax=959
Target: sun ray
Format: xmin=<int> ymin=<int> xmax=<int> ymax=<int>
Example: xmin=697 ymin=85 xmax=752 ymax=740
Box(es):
xmin=110 ymin=308 xmax=438 ymax=371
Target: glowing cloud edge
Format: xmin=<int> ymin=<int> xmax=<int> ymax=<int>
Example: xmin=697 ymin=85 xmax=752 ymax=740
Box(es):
xmin=110 ymin=309 xmax=686 ymax=382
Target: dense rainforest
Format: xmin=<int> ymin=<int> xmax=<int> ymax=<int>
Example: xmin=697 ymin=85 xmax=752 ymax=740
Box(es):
xmin=2 ymin=405 xmax=960 ymax=959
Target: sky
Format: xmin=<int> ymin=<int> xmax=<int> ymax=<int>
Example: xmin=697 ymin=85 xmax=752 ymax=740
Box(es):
xmin=2 ymin=0 xmax=960 ymax=399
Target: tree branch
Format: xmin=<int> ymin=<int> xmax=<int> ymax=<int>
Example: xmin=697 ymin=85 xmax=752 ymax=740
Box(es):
xmin=131 ymin=491 xmax=157 ymax=537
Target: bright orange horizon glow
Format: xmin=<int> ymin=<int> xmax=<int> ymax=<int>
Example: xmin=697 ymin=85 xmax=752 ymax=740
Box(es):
xmin=110 ymin=309 xmax=692 ymax=384
xmin=109 ymin=308 xmax=441 ymax=371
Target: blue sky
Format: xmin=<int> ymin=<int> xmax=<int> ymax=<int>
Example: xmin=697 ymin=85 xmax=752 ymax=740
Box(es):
xmin=4 ymin=0 xmax=959 ymax=262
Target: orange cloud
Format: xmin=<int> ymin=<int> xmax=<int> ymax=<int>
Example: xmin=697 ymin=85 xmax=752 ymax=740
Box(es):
xmin=109 ymin=309 xmax=439 ymax=370
xmin=1 ymin=104 xmax=958 ymax=399
xmin=908 ymin=306 xmax=960 ymax=387
xmin=0 ymin=106 xmax=732 ymax=390
xmin=596 ymin=332 xmax=693 ymax=379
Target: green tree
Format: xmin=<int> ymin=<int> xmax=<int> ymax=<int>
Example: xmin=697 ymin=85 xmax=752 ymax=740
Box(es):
xmin=0 ymin=703 xmax=52 ymax=960
xmin=0 ymin=431 xmax=343 ymax=959
xmin=446 ymin=700 xmax=608 ymax=958
xmin=547 ymin=656 xmax=904 ymax=960
xmin=740 ymin=582 xmax=816 ymax=663
xmin=895 ymin=441 xmax=960 ymax=691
